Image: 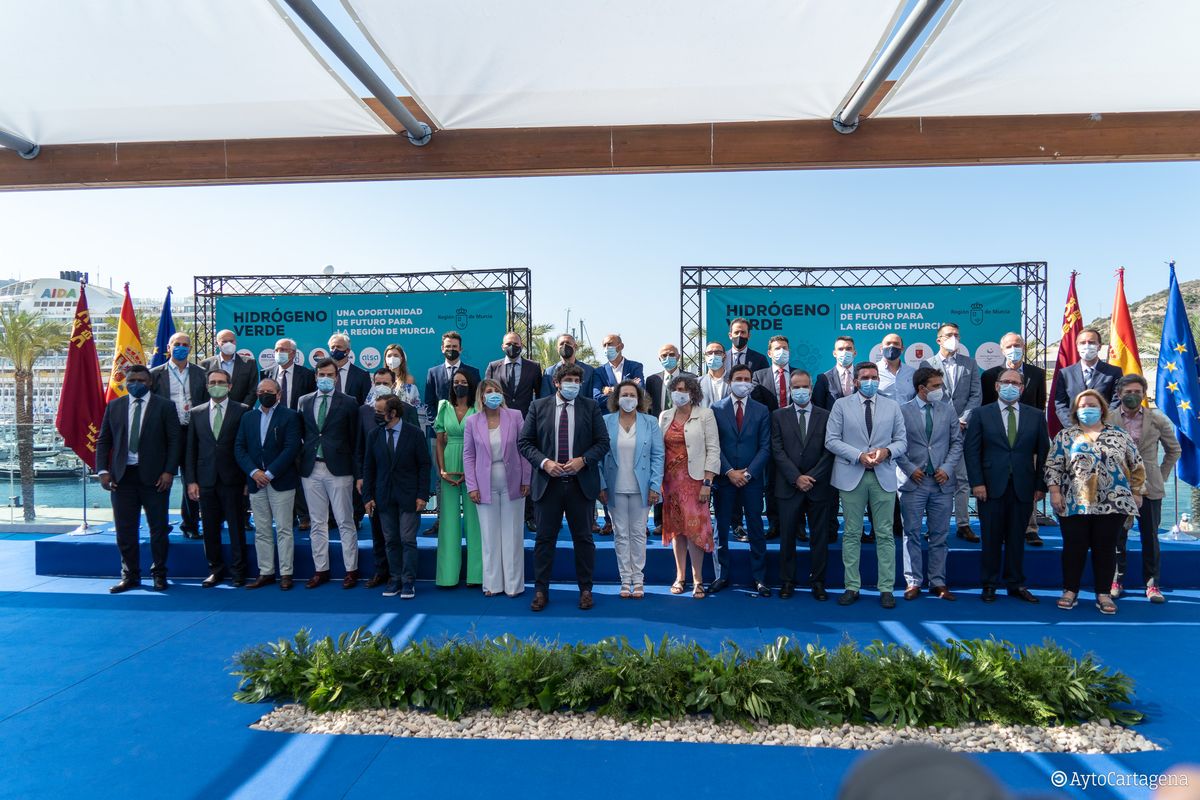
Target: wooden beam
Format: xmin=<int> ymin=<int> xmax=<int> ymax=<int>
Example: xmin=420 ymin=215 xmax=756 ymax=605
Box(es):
xmin=3 ymin=108 xmax=1199 ymax=191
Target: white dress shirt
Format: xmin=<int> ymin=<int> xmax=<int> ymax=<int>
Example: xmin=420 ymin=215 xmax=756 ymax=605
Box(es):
xmin=610 ymin=358 xmax=625 ymax=384
xmin=166 ymin=361 xmax=191 ymax=423
xmin=503 ymin=355 xmax=521 ymax=385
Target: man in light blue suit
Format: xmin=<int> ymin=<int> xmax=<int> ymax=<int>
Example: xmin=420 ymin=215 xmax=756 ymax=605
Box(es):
xmin=825 ymin=362 xmax=908 ymax=608
xmin=710 ymin=364 xmax=772 ymax=595
xmin=895 ymin=367 xmax=962 ymax=602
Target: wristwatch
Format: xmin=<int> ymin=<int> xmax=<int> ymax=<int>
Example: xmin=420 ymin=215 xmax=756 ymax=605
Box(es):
xmin=702 ymin=479 xmax=712 ymax=487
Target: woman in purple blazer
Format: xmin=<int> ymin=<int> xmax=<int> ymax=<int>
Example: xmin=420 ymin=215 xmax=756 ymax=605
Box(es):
xmin=463 ymin=378 xmax=533 ymax=597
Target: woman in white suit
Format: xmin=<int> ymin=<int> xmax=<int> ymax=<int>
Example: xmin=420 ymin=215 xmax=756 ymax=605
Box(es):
xmin=598 ymin=381 xmax=665 ymax=598
xmin=658 ymin=373 xmax=720 ymax=597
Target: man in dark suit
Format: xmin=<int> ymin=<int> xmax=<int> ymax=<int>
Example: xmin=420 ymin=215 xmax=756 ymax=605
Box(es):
xmin=981 ymin=332 xmax=1047 ymax=409
xmin=96 ymin=364 xmax=181 ymax=593
xmin=236 ymin=378 xmax=303 ymax=590
xmin=186 ymin=368 xmax=250 ymax=587
xmin=327 ymin=332 xmax=372 ymax=405
xmin=200 ymin=330 xmax=258 ymax=406
xmin=710 ymin=364 xmax=772 ymax=595
xmin=594 ymin=332 xmax=645 ymax=406
xmin=770 ymin=369 xmax=834 ymax=600
xmin=1052 ymin=326 xmax=1123 ymax=429
xmin=362 ymin=396 xmax=431 ymax=599
xmin=540 ymin=333 xmax=596 ymax=399
xmin=359 ymin=369 xmax=418 ymax=588
xmin=725 ymin=317 xmax=769 ymax=375
xmin=645 ymin=342 xmax=694 ymax=418
xmin=298 ymin=357 xmax=363 ymax=589
xmin=813 ymin=336 xmax=859 ymax=411
xmin=262 ymin=337 xmax=316 ymax=411
xmin=519 ymin=363 xmax=610 ymax=612
xmin=748 ymin=335 xmax=793 ymax=537
xmin=150 ymin=331 xmax=207 ymax=540
xmin=485 ymin=331 xmax=542 ymax=416
xmin=965 ymin=368 xmax=1050 ymax=604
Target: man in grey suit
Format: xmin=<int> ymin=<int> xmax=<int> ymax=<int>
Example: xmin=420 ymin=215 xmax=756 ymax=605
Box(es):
xmin=922 ymin=322 xmax=982 ymax=543
xmin=699 ymin=342 xmax=729 ymax=408
xmin=825 ymin=362 xmax=908 ymax=608
xmin=895 ymin=367 xmax=962 ymax=601
xmin=1052 ymin=326 xmax=1123 ymax=428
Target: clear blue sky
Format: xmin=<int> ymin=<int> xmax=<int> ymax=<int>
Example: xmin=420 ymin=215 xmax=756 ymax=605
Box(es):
xmin=1 ymin=161 xmax=1196 ymax=366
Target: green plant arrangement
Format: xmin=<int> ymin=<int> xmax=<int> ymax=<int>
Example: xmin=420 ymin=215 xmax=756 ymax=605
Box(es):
xmin=231 ymin=631 xmax=1143 ymax=729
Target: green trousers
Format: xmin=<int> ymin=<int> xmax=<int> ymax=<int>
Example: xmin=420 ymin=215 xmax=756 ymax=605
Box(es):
xmin=436 ymin=478 xmax=482 ymax=586
xmin=839 ymin=470 xmax=897 ymax=593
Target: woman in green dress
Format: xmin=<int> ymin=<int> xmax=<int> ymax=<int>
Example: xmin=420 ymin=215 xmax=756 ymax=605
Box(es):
xmin=435 ymin=369 xmax=482 ymax=586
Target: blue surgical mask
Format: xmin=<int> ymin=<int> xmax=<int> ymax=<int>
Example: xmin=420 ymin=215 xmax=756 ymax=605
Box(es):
xmin=882 ymin=346 xmax=902 ymax=362
xmin=706 ymin=354 xmax=724 ymax=371
xmin=316 ymin=376 xmax=335 ymax=393
xmin=730 ymin=381 xmax=753 ymax=398
xmin=771 ymin=349 xmax=789 ymax=366
xmin=125 ymin=381 xmax=149 ymax=399
xmin=171 ymin=345 xmax=190 ymax=361
xmin=998 ymin=384 xmax=1021 ymax=404
xmin=605 ymin=346 xmax=619 ymax=362
xmin=660 ymin=356 xmax=678 ymax=371
xmin=836 ymin=350 xmax=854 ymax=367
xmin=559 ymin=382 xmax=581 ymax=400
xmin=858 ymin=379 xmax=879 ymax=398
xmin=1077 ymin=407 xmax=1102 ymax=426
xmin=791 ymin=388 xmax=811 ymax=406
xmin=484 ymin=392 xmax=503 ymax=409
xmin=1003 ymin=347 xmax=1023 ymax=363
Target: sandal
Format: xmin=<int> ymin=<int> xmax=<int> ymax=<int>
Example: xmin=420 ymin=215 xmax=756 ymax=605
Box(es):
xmin=631 ymin=585 xmax=644 ymax=599
xmin=692 ymin=582 xmax=706 ymax=599
xmin=1096 ymin=594 xmax=1117 ymax=615
xmin=1056 ymin=591 xmax=1077 ymax=610
xmin=670 ymin=580 xmax=685 ymax=595
xmin=620 ymin=585 xmax=631 ymax=599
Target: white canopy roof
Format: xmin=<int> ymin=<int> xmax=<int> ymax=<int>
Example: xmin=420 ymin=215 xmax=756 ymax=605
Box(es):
xmin=0 ymin=0 xmax=392 ymax=145
xmin=342 ymin=0 xmax=906 ymax=129
xmin=874 ymin=0 xmax=1200 ymax=118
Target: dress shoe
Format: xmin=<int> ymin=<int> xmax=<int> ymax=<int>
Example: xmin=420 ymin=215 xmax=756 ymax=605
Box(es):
xmin=365 ymin=574 xmax=389 ymax=589
xmin=880 ymin=592 xmax=896 ymax=609
xmin=956 ymin=525 xmax=980 ymax=543
xmin=530 ymin=591 xmax=548 ymax=612
xmin=798 ymin=530 xmax=809 ymax=542
xmin=811 ymin=584 xmax=828 ymax=601
xmin=152 ymin=576 xmax=167 ymax=591
xmin=931 ymin=585 xmax=957 ymax=601
xmin=342 ymin=570 xmax=359 ymax=589
xmin=756 ymin=583 xmax=772 ymax=598
xmin=297 ymin=517 xmax=311 ymax=531
xmin=232 ymin=576 xmax=246 ymax=588
xmin=838 ymin=589 xmax=859 ymax=606
xmin=707 ymin=577 xmax=730 ymax=594
xmin=1025 ymin=531 xmax=1044 ymax=547
xmin=599 ymin=522 xmax=613 ymax=536
xmin=181 ymin=529 xmax=202 ymax=540
xmin=981 ymin=587 xmax=997 ymax=603
xmin=861 ymin=533 xmax=876 ymax=544
xmin=109 ymin=577 xmax=141 ymax=594
xmin=280 ymin=575 xmax=294 ymax=591
xmin=732 ymin=526 xmax=749 ymax=543
xmin=1008 ymin=587 xmax=1039 ymax=604
xmin=423 ymin=520 xmax=439 ymax=537
xmin=578 ymin=589 xmax=594 ymax=610
xmin=763 ymin=528 xmax=779 ymax=541
xmin=245 ymin=576 xmax=275 ymax=590
xmin=903 ymin=585 xmax=922 ymax=601
xmin=779 ymin=582 xmax=795 ymax=599
xmin=201 ymin=573 xmax=224 ymax=589
xmin=305 ymin=570 xmax=331 ymax=589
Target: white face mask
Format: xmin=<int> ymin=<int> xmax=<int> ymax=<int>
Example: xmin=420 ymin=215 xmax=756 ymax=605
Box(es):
xmin=219 ymin=341 xmax=237 ymax=356
xmin=925 ymin=388 xmax=945 ymax=403
xmin=670 ymin=390 xmax=692 ymax=407
xmin=730 ymin=381 xmax=753 ymax=398
xmin=941 ymin=336 xmax=959 ymax=354
xmin=386 ymin=355 xmax=403 ymax=370
xmin=373 ymin=385 xmax=393 ymax=398
xmin=618 ymin=396 xmax=638 ymax=413
xmin=1079 ymin=343 xmax=1100 ymax=361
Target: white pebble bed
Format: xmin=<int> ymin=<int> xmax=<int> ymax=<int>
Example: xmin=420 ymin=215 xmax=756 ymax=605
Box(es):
xmin=253 ymin=705 xmax=1159 ymax=753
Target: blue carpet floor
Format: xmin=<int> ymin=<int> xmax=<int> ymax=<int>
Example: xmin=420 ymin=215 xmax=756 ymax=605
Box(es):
xmin=2 ymin=538 xmax=1198 ymax=799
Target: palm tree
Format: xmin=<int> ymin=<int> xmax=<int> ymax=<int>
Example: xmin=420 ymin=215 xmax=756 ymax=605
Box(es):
xmin=0 ymin=308 xmax=70 ymax=521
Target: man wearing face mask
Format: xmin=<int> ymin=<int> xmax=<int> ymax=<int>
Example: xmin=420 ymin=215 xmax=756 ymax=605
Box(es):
xmin=519 ymin=363 xmax=610 ymax=612
xmin=895 ymin=368 xmax=962 ymax=601
xmin=595 ymin=333 xmax=645 ymax=406
xmin=150 ymin=331 xmax=206 ymax=540
xmin=825 ymin=363 xmax=908 ymax=608
xmin=485 ymin=331 xmax=542 ymax=416
xmin=1052 ymin=327 xmax=1123 ymax=429
xmin=876 ymin=333 xmax=916 ymax=404
xmin=771 ymin=369 xmax=834 ymax=599
xmin=747 ymin=335 xmax=792 ymax=538
xmin=201 ymin=330 xmax=258 ymax=406
xmin=922 ymin=323 xmax=983 ymax=543
xmin=262 ymin=338 xmax=315 ymax=411
xmin=186 ymin=369 xmax=250 ymax=588
xmin=699 ymin=342 xmax=729 ymax=408
xmin=813 ymin=336 xmax=859 ymax=411
xmin=326 ymin=332 xmax=372 ymax=406
xmin=726 ymin=317 xmax=769 ymax=374
xmin=540 ymin=333 xmax=596 ymax=400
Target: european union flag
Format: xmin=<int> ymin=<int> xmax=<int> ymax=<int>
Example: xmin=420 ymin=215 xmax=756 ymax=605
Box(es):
xmin=1157 ymin=262 xmax=1200 ymax=486
xmin=149 ymin=287 xmax=175 ymax=369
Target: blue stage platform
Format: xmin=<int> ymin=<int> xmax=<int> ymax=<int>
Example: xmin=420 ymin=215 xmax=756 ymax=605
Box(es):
xmin=33 ymin=515 xmax=1200 ymax=589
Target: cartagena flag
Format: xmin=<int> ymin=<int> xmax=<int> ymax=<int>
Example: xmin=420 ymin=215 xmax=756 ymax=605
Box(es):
xmin=1108 ymin=267 xmax=1143 ymax=391
xmin=1047 ymin=272 xmax=1083 ymax=438
xmin=105 ymin=283 xmax=145 ymax=402
xmin=56 ymin=283 xmax=107 ymax=470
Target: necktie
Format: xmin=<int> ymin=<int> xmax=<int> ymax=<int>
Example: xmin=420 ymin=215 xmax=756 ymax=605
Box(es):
xmin=448 ymin=364 xmax=458 ymax=392
xmin=279 ymin=369 xmax=289 ymax=408
xmin=841 ymin=369 xmax=851 ymax=397
xmin=557 ymin=403 xmax=570 ymax=463
xmin=777 ymin=369 xmax=787 ymax=408
xmin=864 ymin=399 xmax=873 ymax=438
xmin=924 ymin=404 xmax=935 ymax=473
xmin=316 ymin=393 xmax=329 ymax=458
xmin=664 ymin=377 xmax=672 ymax=410
xmin=1083 ymin=367 xmax=1093 ymax=387
xmin=1006 ymin=405 xmax=1017 ymax=447
xmin=506 ymin=362 xmax=516 ymax=398
xmin=387 ymin=427 xmax=397 ymax=464
xmin=797 ymin=408 xmax=807 ymax=441
xmin=129 ymin=398 xmax=143 ymax=454
xmin=213 ymin=403 xmax=224 ymax=437
xmin=735 ymin=400 xmax=744 ymax=431
xmin=336 ymin=367 xmax=345 ymax=394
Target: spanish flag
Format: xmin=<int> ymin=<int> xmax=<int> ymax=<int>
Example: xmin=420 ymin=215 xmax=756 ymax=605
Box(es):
xmin=1108 ymin=267 xmax=1143 ymax=384
xmin=105 ymin=283 xmax=145 ymax=402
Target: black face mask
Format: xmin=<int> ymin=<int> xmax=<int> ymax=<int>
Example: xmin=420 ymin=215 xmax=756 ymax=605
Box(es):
xmin=257 ymin=393 xmax=278 ymax=408
xmin=444 ymin=348 xmax=460 ymax=362
xmin=732 ymin=335 xmax=748 ymax=349
xmin=559 ymin=343 xmax=575 ymax=359
xmin=453 ymin=384 xmax=469 ymax=398
xmin=374 ymin=412 xmax=386 ymax=425
xmin=504 ymin=344 xmax=522 ymax=359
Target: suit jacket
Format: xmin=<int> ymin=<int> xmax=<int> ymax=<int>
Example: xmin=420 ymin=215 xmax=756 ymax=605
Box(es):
xmin=699 ymin=372 xmax=729 ymax=408
xmin=751 ymin=365 xmax=791 ymax=410
xmin=922 ymin=352 xmax=982 ymax=423
xmin=658 ymin=405 xmax=721 ymax=481
xmin=185 ymin=400 xmax=249 ymax=488
xmin=96 ymin=393 xmax=182 ymax=485
xmin=357 ymin=402 xmax=417 ymax=476
xmin=711 ymin=396 xmax=771 ymax=483
xmin=963 ymin=402 xmax=1050 ymax=502
xmin=645 ymin=370 xmax=697 ymax=418
xmin=982 ymin=363 xmax=1047 ymax=410
xmin=1052 ymin=360 xmax=1123 ymax=427
xmin=518 ymin=394 xmax=610 ymax=501
xmin=825 ymin=394 xmax=908 ymax=493
xmin=337 ymin=362 xmax=373 ymax=406
xmin=463 ymin=408 xmax=533 ymax=504
xmin=200 ymin=354 xmax=259 ymax=406
xmin=234 ymin=405 xmax=302 ymax=492
xmin=1106 ymin=406 xmax=1181 ymax=499
xmin=485 ymin=357 xmax=542 ymax=416
xmin=770 ymin=403 xmax=834 ymax=500
xmin=726 ymin=347 xmax=769 ymax=375
xmin=297 ymin=390 xmax=362 ymax=478
xmin=361 ymin=422 xmax=431 ymax=512
xmin=540 ymin=360 xmax=595 ymax=401
xmin=425 ymin=362 xmax=482 ymax=419
xmin=261 ymin=362 xmax=316 ymax=410
xmin=594 ymin=359 xmax=646 ymax=406
xmin=149 ymin=362 xmax=207 ymax=416
xmin=813 ymin=366 xmax=856 ymax=411
xmin=598 ymin=411 xmax=665 ymax=506
xmin=895 ymin=398 xmax=963 ymax=494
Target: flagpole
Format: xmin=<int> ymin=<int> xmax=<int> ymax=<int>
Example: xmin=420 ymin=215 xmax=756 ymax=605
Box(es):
xmin=67 ymin=454 xmax=92 ymax=536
